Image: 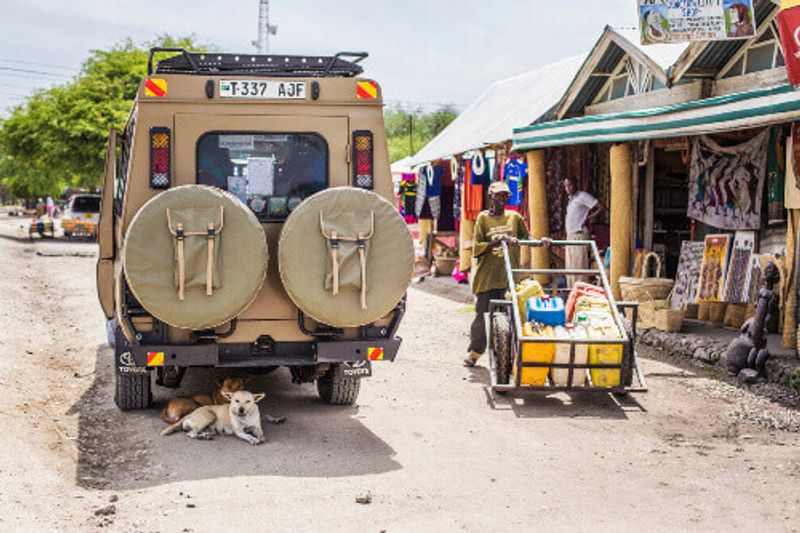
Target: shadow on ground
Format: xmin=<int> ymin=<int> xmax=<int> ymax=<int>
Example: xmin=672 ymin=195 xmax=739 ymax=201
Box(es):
xmin=466 ymin=365 xmax=646 ymax=420
xmin=68 ymin=345 xmax=401 ymax=490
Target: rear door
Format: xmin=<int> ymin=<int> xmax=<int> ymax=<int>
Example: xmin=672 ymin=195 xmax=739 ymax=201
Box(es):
xmin=174 ymin=114 xmax=349 ymax=320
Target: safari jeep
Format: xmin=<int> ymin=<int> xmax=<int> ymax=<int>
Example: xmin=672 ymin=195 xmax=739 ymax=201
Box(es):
xmin=97 ymin=48 xmax=413 ymax=410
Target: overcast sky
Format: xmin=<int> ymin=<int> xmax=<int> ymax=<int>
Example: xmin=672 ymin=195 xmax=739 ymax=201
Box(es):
xmin=0 ymin=0 xmax=638 ymax=116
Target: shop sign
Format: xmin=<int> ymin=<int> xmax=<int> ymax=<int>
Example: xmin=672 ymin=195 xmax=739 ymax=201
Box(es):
xmin=777 ymin=6 xmax=800 ymax=88
xmin=638 ymin=0 xmax=756 ymax=45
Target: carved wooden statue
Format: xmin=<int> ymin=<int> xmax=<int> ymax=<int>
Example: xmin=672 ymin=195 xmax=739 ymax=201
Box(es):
xmin=724 ymin=262 xmax=779 ymax=381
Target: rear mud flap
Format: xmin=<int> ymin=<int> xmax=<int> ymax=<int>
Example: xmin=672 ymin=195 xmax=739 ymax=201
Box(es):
xmin=316 ymin=338 xmax=401 ymax=363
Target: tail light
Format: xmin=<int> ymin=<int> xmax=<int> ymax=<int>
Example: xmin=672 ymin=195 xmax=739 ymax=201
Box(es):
xmin=352 ymin=130 xmax=373 ymax=189
xmin=150 ymin=127 xmax=171 ymax=189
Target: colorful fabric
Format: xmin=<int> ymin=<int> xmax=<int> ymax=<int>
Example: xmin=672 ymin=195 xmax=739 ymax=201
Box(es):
xmin=398 ymin=173 xmax=417 ymax=224
xmin=697 ymin=234 xmax=731 ymax=302
xmin=453 ymin=159 xmax=463 ymax=222
xmin=724 ymin=231 xmax=756 ymax=304
xmin=688 ymin=130 xmax=769 ymax=230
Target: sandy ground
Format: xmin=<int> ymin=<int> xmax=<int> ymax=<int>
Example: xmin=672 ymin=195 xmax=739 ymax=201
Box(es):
xmin=0 ymin=222 xmax=799 ymax=532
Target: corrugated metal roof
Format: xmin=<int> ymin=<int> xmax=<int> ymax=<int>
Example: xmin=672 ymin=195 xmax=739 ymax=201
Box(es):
xmin=407 ymin=54 xmax=586 ymax=166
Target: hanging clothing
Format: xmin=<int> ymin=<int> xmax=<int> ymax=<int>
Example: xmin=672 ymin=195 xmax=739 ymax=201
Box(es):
xmin=503 ymin=156 xmax=527 ymax=207
xmin=415 ymin=164 xmax=429 ymax=218
xmin=398 ymin=173 xmax=418 ymax=224
xmin=438 ymin=185 xmax=456 ymax=232
xmin=464 ymin=159 xmax=483 ymax=221
xmin=453 ymin=159 xmax=463 ymax=222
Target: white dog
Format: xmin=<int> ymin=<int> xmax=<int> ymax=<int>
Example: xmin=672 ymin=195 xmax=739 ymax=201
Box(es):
xmin=161 ymin=390 xmax=285 ymax=445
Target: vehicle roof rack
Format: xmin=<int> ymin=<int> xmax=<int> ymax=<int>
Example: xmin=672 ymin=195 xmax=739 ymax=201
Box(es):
xmin=148 ymin=48 xmax=368 ymax=78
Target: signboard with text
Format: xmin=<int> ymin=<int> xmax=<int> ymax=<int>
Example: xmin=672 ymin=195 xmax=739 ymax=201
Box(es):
xmin=638 ymin=0 xmax=756 ymax=45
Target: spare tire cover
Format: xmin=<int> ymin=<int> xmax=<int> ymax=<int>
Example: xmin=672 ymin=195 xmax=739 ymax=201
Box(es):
xmin=123 ymin=185 xmax=267 ymax=330
xmin=279 ymin=187 xmax=413 ymax=327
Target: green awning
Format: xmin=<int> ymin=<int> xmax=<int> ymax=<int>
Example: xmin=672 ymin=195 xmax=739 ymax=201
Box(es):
xmin=512 ymin=84 xmax=800 ymax=151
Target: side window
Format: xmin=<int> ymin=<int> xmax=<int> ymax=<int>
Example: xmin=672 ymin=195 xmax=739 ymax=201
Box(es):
xmin=114 ymin=113 xmax=136 ymax=215
xmin=196 ymin=132 xmax=328 ymax=221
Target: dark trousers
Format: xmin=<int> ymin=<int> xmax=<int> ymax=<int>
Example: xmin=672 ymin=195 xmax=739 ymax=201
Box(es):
xmin=468 ymin=288 xmax=506 ymax=354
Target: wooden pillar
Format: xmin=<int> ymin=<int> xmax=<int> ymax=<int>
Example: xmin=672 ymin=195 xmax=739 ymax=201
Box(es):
xmin=526 ymin=150 xmax=549 ymax=282
xmin=783 ymin=209 xmax=798 ymax=349
xmin=610 ymin=143 xmax=633 ymax=300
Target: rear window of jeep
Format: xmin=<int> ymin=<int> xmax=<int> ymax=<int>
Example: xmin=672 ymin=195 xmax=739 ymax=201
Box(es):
xmin=196 ymin=132 xmax=328 ymax=221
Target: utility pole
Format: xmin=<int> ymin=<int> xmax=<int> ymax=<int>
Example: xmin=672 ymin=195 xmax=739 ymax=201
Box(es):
xmin=408 ymin=113 xmax=413 ymax=156
xmin=252 ymin=0 xmax=278 ymax=55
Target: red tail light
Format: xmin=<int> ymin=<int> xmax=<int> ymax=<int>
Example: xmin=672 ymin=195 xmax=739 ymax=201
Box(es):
xmin=352 ymin=130 xmax=373 ymax=189
xmin=150 ymin=127 xmax=171 ymax=189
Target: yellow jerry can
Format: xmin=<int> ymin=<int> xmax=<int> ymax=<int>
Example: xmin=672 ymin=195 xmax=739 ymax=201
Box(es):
xmin=519 ymin=323 xmax=555 ymax=386
xmin=587 ymin=323 xmax=623 ymax=387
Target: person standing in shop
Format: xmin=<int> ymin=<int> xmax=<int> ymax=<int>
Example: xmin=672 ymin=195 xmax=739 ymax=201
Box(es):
xmin=464 ymin=181 xmax=528 ymax=367
xmin=563 ymin=176 xmax=603 ymax=286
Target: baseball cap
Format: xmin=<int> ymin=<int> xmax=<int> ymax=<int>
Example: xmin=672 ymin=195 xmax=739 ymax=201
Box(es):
xmin=488 ymin=181 xmax=511 ymax=195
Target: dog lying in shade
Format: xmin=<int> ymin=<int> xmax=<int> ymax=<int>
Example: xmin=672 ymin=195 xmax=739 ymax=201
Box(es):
xmin=160 ymin=377 xmax=248 ymax=424
xmin=161 ymin=390 xmax=285 ymax=445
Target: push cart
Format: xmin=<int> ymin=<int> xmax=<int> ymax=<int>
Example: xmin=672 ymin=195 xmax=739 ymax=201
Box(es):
xmin=486 ymin=239 xmax=648 ymax=395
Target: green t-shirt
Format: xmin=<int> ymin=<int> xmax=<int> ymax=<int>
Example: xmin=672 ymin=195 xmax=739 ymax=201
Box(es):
xmin=472 ymin=210 xmax=529 ymax=295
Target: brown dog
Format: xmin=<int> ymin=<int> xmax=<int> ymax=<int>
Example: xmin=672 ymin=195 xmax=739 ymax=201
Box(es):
xmin=160 ymin=377 xmax=249 ymax=423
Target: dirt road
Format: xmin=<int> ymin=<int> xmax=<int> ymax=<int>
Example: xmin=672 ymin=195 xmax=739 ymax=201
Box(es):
xmin=0 ymin=227 xmax=798 ymax=532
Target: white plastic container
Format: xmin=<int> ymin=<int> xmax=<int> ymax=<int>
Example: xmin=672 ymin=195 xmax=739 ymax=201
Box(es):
xmin=550 ymin=324 xmax=588 ymax=387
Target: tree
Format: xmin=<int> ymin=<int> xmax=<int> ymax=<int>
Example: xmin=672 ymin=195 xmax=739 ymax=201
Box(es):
xmin=0 ymin=35 xmax=211 ymax=198
xmin=384 ymin=105 xmax=458 ymax=163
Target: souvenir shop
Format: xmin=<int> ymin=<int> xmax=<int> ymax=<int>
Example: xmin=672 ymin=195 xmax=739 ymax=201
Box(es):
xmin=512 ymin=86 xmax=800 ymax=347
xmin=399 ymin=146 xmax=531 ymax=277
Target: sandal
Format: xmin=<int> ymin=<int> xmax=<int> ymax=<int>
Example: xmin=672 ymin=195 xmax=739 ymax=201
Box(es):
xmin=463 ymin=352 xmax=481 ymax=367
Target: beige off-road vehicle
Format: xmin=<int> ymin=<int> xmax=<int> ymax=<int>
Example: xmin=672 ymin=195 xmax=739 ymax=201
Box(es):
xmin=97 ymin=48 xmax=413 ymax=410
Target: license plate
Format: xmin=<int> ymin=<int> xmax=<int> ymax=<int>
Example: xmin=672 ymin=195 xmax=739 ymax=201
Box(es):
xmin=342 ymin=361 xmax=371 ymax=378
xmin=219 ymin=80 xmax=306 ymax=99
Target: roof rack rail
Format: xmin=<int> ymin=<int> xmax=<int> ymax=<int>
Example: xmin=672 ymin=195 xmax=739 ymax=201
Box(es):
xmin=147 ymin=48 xmax=368 ymax=78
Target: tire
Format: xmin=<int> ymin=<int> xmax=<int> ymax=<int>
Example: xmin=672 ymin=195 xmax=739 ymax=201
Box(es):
xmin=491 ymin=312 xmax=513 ymax=386
xmin=317 ymin=364 xmax=361 ymax=405
xmin=114 ymin=372 xmax=152 ymax=410
xmin=106 ymin=318 xmax=117 ymax=348
xmin=113 ymin=326 xmax=151 ymax=410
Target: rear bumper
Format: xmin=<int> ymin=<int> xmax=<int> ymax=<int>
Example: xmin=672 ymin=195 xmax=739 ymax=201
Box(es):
xmin=122 ymin=337 xmax=401 ymax=370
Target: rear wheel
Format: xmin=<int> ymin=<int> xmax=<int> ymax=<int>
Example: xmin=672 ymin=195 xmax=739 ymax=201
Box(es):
xmin=113 ymin=326 xmax=151 ymax=410
xmin=317 ymin=364 xmax=361 ymax=405
xmin=491 ymin=312 xmax=513 ymax=388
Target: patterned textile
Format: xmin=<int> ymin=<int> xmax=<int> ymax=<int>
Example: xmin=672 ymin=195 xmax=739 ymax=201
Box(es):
xmin=453 ymin=160 xmax=463 ymax=222
xmin=723 ymin=231 xmax=756 ymax=304
xmin=464 ymin=159 xmax=484 ymax=221
xmin=670 ymin=241 xmax=705 ymax=308
xmin=688 ymin=130 xmax=769 ymax=230
xmin=545 ymin=147 xmax=565 ymax=234
xmin=767 ymin=127 xmax=786 ymax=225
xmin=697 ymin=234 xmax=731 ymax=302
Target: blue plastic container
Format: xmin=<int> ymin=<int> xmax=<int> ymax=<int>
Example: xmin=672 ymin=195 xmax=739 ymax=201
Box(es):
xmin=526 ymin=296 xmax=566 ymax=327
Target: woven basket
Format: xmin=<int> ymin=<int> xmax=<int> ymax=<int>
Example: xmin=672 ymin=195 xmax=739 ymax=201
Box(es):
xmin=433 ymin=255 xmax=457 ymax=276
xmin=697 ymin=301 xmax=710 ymax=321
xmin=708 ymin=301 xmax=728 ymax=325
xmin=654 ymin=307 xmax=684 ymax=333
xmin=723 ymin=303 xmax=747 ymax=329
xmin=619 ymin=252 xmax=674 ymax=302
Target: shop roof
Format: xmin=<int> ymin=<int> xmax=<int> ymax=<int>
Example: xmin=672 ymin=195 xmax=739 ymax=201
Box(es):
xmin=407 ymin=54 xmax=586 ymax=167
xmin=512 ymin=84 xmax=799 ymax=151
xmin=553 ymin=26 xmax=689 ymax=119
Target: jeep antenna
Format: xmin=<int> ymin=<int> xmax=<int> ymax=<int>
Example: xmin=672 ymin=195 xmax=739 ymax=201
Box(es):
xmin=253 ymin=0 xmax=278 ymax=54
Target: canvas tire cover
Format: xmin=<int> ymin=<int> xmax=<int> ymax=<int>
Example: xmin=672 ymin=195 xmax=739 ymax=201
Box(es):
xmin=279 ymin=187 xmax=413 ymax=327
xmin=123 ymin=185 xmax=267 ymax=330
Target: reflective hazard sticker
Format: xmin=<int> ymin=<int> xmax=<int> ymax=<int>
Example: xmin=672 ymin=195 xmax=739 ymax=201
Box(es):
xmin=147 ymin=351 xmax=165 ymax=366
xmin=356 ymin=81 xmax=378 ymax=99
xmin=367 ymin=347 xmax=384 ymax=361
xmin=144 ymin=78 xmax=168 ymax=97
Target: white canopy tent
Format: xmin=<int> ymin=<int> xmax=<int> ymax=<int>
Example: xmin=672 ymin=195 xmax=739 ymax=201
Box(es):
xmin=407 ymin=55 xmax=586 ymax=167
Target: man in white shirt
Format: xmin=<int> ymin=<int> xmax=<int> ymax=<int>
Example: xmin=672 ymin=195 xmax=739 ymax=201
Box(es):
xmin=564 ymin=176 xmax=603 ymax=286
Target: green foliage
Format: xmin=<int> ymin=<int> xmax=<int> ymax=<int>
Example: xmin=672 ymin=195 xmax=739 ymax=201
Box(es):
xmin=0 ymin=35 xmax=212 ymax=198
xmin=789 ymin=368 xmax=800 ymax=392
xmin=384 ymin=105 xmax=457 ymax=163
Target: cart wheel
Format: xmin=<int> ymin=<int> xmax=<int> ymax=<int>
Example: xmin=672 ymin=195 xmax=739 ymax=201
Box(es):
xmin=491 ymin=312 xmax=513 ymax=388
xmin=615 ymin=317 xmax=635 ymax=396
